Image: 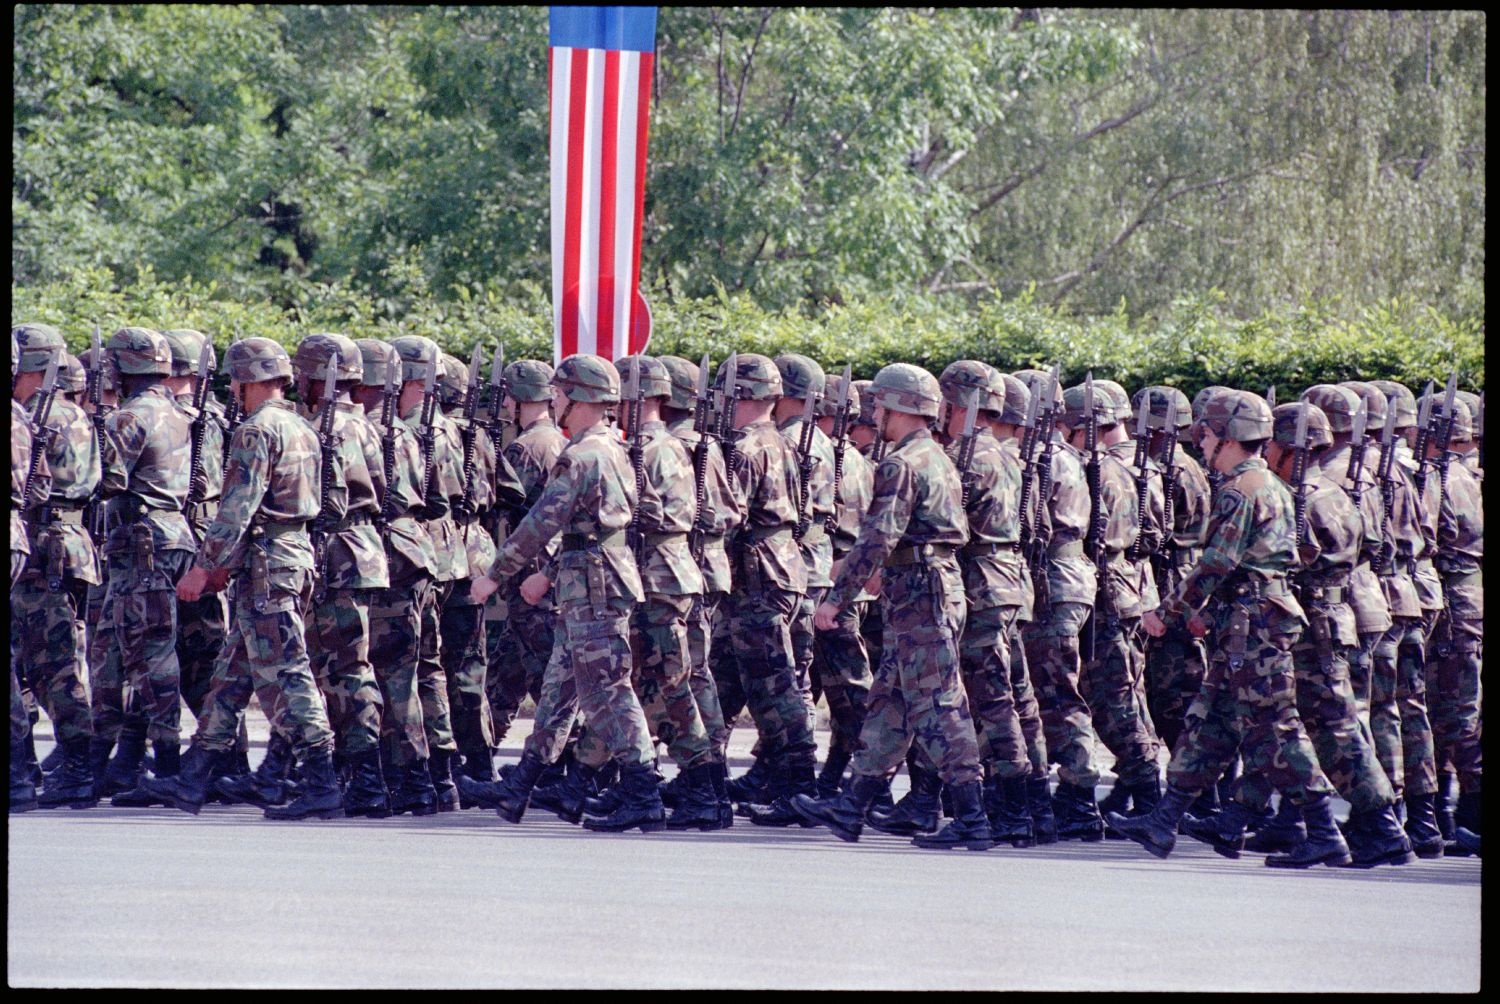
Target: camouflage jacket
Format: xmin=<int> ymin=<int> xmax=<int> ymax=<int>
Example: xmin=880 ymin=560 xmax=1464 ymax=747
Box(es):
xmin=400 ymin=402 xmax=466 ymax=583
xmin=1434 ymin=457 xmax=1483 ymax=621
xmin=363 ymin=409 xmax=438 ymax=582
xmin=1397 ymin=441 xmax=1446 ymax=613
xmin=948 ymin=430 xmax=1025 ymax=611
xmin=1103 ymin=439 xmax=1166 ymax=618
xmin=1034 ymin=436 xmax=1096 ymax=605
xmin=830 ymin=427 xmax=969 ymax=611
xmin=488 ymin=421 xmax=643 ymax=609
xmin=101 ymin=383 xmax=195 ymax=554
xmin=665 ymin=415 xmax=742 ymax=594
xmin=174 ymin=391 xmax=226 ymax=538
xmin=725 ymin=418 xmax=807 ymax=596
xmin=1166 ymin=444 xmax=1212 ymax=560
xmin=1367 ymin=440 xmax=1427 ymax=619
xmin=194 ymin=398 xmax=320 ymax=578
xmin=629 ymin=419 xmax=704 ymax=597
xmin=498 ymin=414 xmax=569 ymax=580
xmin=1158 ymin=455 xmax=1306 ymax=632
xmin=778 ymin=413 xmax=836 ymax=588
xmin=312 ymin=400 xmax=390 ymax=592
xmin=446 ymin=408 xmax=524 ymax=601
xmin=1322 ymin=440 xmax=1392 ymax=634
xmin=19 ymin=393 xmax=101 ymax=584
xmin=12 ymin=399 xmax=48 ymax=559
xmin=1289 ymin=464 xmax=1361 ymax=646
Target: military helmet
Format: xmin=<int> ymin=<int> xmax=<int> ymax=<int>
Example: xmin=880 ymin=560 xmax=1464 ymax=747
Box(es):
xmin=1454 ymin=390 xmax=1482 ymax=439
xmin=1201 ymin=390 xmax=1274 ymax=442
xmin=1340 ymin=381 xmax=1387 ymax=431
xmin=355 ymin=338 xmax=398 ymax=387
xmin=1368 ymin=380 xmax=1416 ymax=430
xmin=1061 ymin=380 xmax=1120 ymax=430
xmin=107 ymin=326 xmax=173 ymax=376
xmin=1419 ymin=392 xmax=1473 ymax=444
xmin=1094 ymin=379 xmax=1133 ymax=423
xmin=938 ymin=360 xmax=1002 ymax=412
xmin=1300 ymin=384 xmax=1362 ymax=434
xmin=12 ymin=322 xmax=65 ymax=374
xmin=161 ymin=329 xmax=215 ymax=377
xmin=994 ymin=373 xmax=1032 ymax=426
xmin=818 ymin=373 xmax=861 ymax=420
xmin=294 ymin=333 xmax=363 ymax=385
xmin=79 ymin=346 xmax=119 ymax=392
xmin=1013 ymin=369 xmax=1063 ymax=411
xmin=505 ymin=359 xmax=556 ymax=403
xmin=225 ymin=337 xmax=293 ymax=384
xmin=851 ymin=379 xmax=877 ymax=427
xmin=438 ymin=352 xmax=470 ymax=406
xmin=391 ymin=335 xmax=443 ymax=384
xmin=1011 ymin=368 xmax=1050 ymax=387
xmin=774 ymin=353 xmax=825 ymax=401
xmin=1271 ymin=402 xmax=1333 ymax=451
xmin=1133 ymin=386 xmax=1193 ymax=431
xmin=59 ymin=352 xmax=87 ymax=394
xmin=716 ymin=353 xmax=782 ymax=401
xmin=615 ymin=355 xmax=671 ymax=400
xmin=553 ymin=353 xmax=621 ymax=404
xmin=1191 ymin=385 xmax=1232 ymax=422
xmin=869 ymin=363 xmax=942 ymax=419
xmin=658 ymin=356 xmax=700 ymax=411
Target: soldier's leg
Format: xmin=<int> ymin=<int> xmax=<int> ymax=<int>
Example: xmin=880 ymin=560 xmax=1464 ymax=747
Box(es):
xmin=13 ymin=576 xmax=95 ymax=748
xmin=814 ymin=596 xmax=872 ymax=777
xmin=1023 ymin=601 xmax=1100 ymax=788
xmin=86 ymin=582 xmax=124 ymax=748
xmin=849 ymin=643 xmax=911 ymax=780
xmin=1430 ymin=618 xmax=1482 ymax=796
xmin=239 ymin=570 xmax=336 ymax=761
xmin=1080 ymin=613 xmax=1161 ymax=790
xmin=729 ymin=587 xmax=816 ymax=761
xmin=119 ymin=550 xmax=193 ymax=753
xmin=901 ymin=633 xmax=983 ymax=789
xmin=520 ymin=618 xmax=582 ymax=765
xmin=1369 ymin=627 xmax=1405 ymax=795
xmin=1164 ymin=657 xmax=1242 ymax=799
xmin=1291 ymin=642 xmax=1397 ymax=814
xmin=686 ymin=592 xmax=729 ymax=760
xmin=959 ymin=605 xmax=1028 ymax=780
xmin=789 ymin=589 xmax=823 ymax=738
xmin=1009 ymin=632 xmax=1047 ymax=776
xmin=1391 ymin=617 xmax=1437 ymax=797
xmin=1348 ymin=631 xmax=1379 ymax=726
xmin=1229 ymin=630 xmax=1333 ymax=814
xmin=177 ymin=592 xmax=228 ymax=727
xmin=368 ymin=579 xmax=429 ymax=770
xmin=633 ymin=595 xmax=711 ymax=770
xmin=565 ymin=597 xmax=654 ymax=769
xmin=708 ymin=599 xmax=744 ymax=755
xmin=485 ymin=594 xmax=527 ymax=746
xmin=440 ymin=583 xmax=495 ymax=769
xmin=309 ymin=589 xmax=383 ymax=759
xmin=415 ymin=580 xmax=457 ymax=756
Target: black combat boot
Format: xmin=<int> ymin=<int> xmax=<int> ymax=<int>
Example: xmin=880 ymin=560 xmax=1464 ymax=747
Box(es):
xmin=1187 ymin=784 xmax=1220 ymax=823
xmin=459 ymin=746 xmax=496 ymax=783
xmin=866 ymin=761 xmax=942 ymax=836
xmin=1026 ymin=775 xmax=1057 ymax=844
xmin=791 ymin=773 xmax=887 ymax=842
xmin=816 ymin=746 xmax=852 ymax=800
xmin=24 ymin=728 xmax=42 ymax=786
xmin=98 ymin=722 xmax=148 ymax=797
xmin=36 ymin=737 xmax=99 ymax=809
xmin=39 ymin=742 xmax=65 ymax=775
xmin=110 ymin=737 xmax=180 ymax=808
xmin=1052 ymin=781 xmax=1104 ymax=841
xmin=139 ymin=744 xmax=227 ymax=815
xmin=429 ymin=748 xmax=459 ymax=812
xmin=1243 ymin=796 xmax=1306 ymax=854
xmin=216 ymin=733 xmax=297 ymax=808
xmin=1445 ymin=790 xmax=1481 ymax=857
xmin=746 ymin=752 xmax=819 ymax=827
xmin=1402 ymin=790 xmax=1445 ymax=859
xmin=581 ymin=760 xmax=667 ymax=833
xmin=1105 ymin=783 xmax=1197 ymax=859
xmin=1097 ymin=779 xmax=1131 ymax=818
xmin=488 ymin=750 xmax=548 ymax=823
xmin=1453 ymin=827 xmax=1481 ymax=855
xmin=1180 ymin=798 xmax=1258 ymax=858
xmin=709 ymin=761 xmax=734 ymax=829
xmin=665 ymin=763 xmax=721 ymax=831
xmin=913 ymin=781 xmax=992 ymax=851
xmin=536 ymin=758 xmax=617 ymax=824
xmin=344 ymin=749 xmax=391 ymax=819
xmin=725 ymin=754 xmax=771 ymax=808
xmin=10 ymin=738 xmax=39 ymax=814
xmin=985 ymin=776 xmax=1035 ymax=848
xmin=1345 ymin=804 xmax=1415 ymax=868
xmin=390 ymin=759 xmax=439 ymax=816
xmin=1434 ymin=770 xmax=1457 ymax=840
xmin=265 ymin=749 xmax=345 ymax=821
xmin=869 ymin=774 xmax=896 ymax=815
xmin=658 ymin=770 xmax=687 ymax=810
xmin=1266 ymin=793 xmax=1352 ymax=868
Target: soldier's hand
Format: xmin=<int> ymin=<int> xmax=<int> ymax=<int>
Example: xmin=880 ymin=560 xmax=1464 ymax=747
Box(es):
xmin=1186 ymin=613 xmax=1208 ymax=638
xmin=814 ymin=601 xmax=842 ymax=632
xmin=520 ymin=572 xmax=551 ymax=606
xmin=176 ymin=566 xmax=210 ymax=603
xmin=1142 ymin=609 xmax=1168 ymax=638
xmin=204 ymin=567 xmax=230 ymax=594
xmin=470 ymin=575 xmax=501 ymax=605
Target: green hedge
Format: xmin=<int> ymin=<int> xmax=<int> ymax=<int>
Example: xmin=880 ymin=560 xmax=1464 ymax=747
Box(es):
xmin=11 ymin=267 xmax=1484 ymax=399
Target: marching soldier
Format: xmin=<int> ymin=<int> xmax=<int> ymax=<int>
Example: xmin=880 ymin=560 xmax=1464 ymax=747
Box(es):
xmin=11 ymin=331 xmax=51 ymax=813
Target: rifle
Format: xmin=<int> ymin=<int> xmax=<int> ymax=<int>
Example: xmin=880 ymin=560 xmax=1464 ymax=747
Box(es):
xmin=793 ymin=390 xmax=821 ymax=540
xmin=624 ymin=357 xmax=645 ymax=559
xmin=21 ymin=352 xmax=62 ymax=512
xmin=1430 ymin=371 xmax=1461 ymax=532
xmin=310 ymin=364 xmax=339 ymax=604
xmin=1126 ymin=391 xmax=1154 ymax=561
xmin=456 ymin=344 xmax=483 ymax=524
xmin=416 ymin=357 xmax=440 ymax=509
xmin=954 ymin=392 xmax=981 ymax=511
xmin=84 ymin=323 xmax=110 ymax=541
xmin=1411 ymin=380 xmax=1437 ymax=495
xmin=1083 ymin=373 xmax=1107 ymax=660
xmin=221 ymin=322 xmax=244 ymax=467
xmin=182 ymin=343 xmax=214 ymax=526
xmin=1372 ymin=394 xmax=1400 ymax=575
xmin=1015 ymin=380 xmax=1042 ymax=556
xmin=1343 ymin=398 xmax=1370 ymax=510
xmin=1289 ymin=403 xmax=1312 ymax=551
xmin=376 ymin=361 xmax=400 ymax=537
xmin=486 ymin=343 xmax=507 ymax=446
xmin=823 ymin=364 xmax=852 ymax=536
xmin=690 ymin=353 xmax=714 ymax=561
xmin=1265 ymin=385 xmax=1276 ymax=408
xmin=1154 ymin=396 xmax=1182 ymax=589
xmin=718 ymin=353 xmax=740 ymax=473
xmin=1024 ymin=365 xmax=1060 ymax=591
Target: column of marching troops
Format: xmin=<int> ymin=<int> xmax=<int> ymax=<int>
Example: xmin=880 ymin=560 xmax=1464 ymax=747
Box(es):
xmin=9 ymin=320 xmax=1483 ymax=866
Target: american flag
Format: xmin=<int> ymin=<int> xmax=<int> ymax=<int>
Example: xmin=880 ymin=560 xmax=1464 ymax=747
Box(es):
xmin=549 ymin=6 xmax=657 ymax=364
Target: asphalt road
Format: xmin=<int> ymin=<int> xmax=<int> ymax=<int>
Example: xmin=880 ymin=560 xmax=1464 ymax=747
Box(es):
xmin=8 ymin=723 xmax=1482 ymax=990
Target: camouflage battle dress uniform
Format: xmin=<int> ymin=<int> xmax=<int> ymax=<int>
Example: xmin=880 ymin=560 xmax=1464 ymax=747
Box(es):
xmin=11 ymin=340 xmax=51 ymax=813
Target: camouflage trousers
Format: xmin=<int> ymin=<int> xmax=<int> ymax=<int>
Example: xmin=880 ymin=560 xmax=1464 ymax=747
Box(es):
xmin=1291 ymin=636 xmax=1396 ymax=813
xmin=522 ymin=595 xmax=654 ymax=769
xmin=577 ymin=594 xmax=713 ymax=771
xmin=85 ymin=580 xmax=119 ymax=738
xmin=1347 ymin=630 xmax=1380 ymax=730
xmin=440 ymin=582 xmax=495 ymax=764
xmin=1372 ymin=616 xmax=1437 ymax=797
xmin=367 ymin=574 xmax=432 ymax=768
xmin=1166 ymin=605 xmax=1333 ymax=811
xmin=813 ymin=596 xmax=873 ymax=765
xmin=1023 ymin=601 xmax=1101 ymax=787
xmin=11 ymin=573 xmax=93 ymax=744
xmin=417 ymin=580 xmax=457 ymax=755
xmin=708 ymin=600 xmax=745 ymax=756
xmin=485 ymin=586 xmax=553 ymax=747
xmin=177 ymin=591 xmax=227 ymax=724
xmin=726 ymin=585 xmax=816 ymax=760
xmin=11 ymin=663 xmax=29 ymax=744
xmin=851 ymin=564 xmax=981 ymax=787
xmin=686 ymin=592 xmax=729 ymax=761
xmin=93 ymin=548 xmax=194 ymax=746
xmin=957 ymin=604 xmax=1029 ymax=780
xmin=1428 ymin=612 xmax=1482 ymax=793
xmin=1010 ymin=632 xmax=1049 ymax=776
xmin=194 ymin=568 xmax=335 ymax=759
xmin=1081 ymin=611 xmax=1162 ymax=788
xmin=1145 ymin=621 xmax=1208 ymax=752
xmin=308 ymin=588 xmax=383 ymax=758
xmin=789 ymin=589 xmax=827 ymax=741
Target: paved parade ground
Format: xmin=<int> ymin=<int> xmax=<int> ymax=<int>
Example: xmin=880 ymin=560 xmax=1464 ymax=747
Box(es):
xmin=9 ymin=718 xmax=1482 ymax=991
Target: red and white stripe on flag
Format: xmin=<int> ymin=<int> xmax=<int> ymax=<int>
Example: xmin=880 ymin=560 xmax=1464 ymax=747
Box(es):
xmin=549 ymin=6 xmax=657 ymax=364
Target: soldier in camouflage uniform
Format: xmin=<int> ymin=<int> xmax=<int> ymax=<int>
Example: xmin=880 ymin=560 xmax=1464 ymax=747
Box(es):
xmin=1113 ymin=391 xmax=1351 ymax=869
xmin=91 ymin=327 xmax=196 ymax=796
xmin=144 ymin=337 xmax=343 ymax=820
xmin=1453 ymin=390 xmax=1482 ymax=476
xmin=293 ymin=334 xmax=392 ymax=816
xmin=485 ymin=359 xmax=567 ymax=751
xmin=793 ymin=363 xmax=992 ymax=851
xmin=10 ymin=327 xmax=103 ymax=808
xmin=468 ymin=354 xmax=664 ymax=833
xmin=11 ymin=332 xmax=50 ymax=813
xmin=847 ymin=378 xmax=886 ymax=707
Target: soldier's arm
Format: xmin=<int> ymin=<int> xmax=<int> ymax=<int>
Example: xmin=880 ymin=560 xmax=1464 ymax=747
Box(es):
xmin=488 ymin=451 xmax=582 ymax=580
xmin=101 ymin=409 xmax=144 ymax=497
xmin=194 ymin=424 xmax=272 ymax=572
xmin=1159 ymin=486 xmax=1253 ymax=621
xmin=828 ymin=455 xmax=915 ymax=610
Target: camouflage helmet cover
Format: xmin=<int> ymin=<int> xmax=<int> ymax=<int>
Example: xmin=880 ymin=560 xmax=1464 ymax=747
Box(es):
xmin=819 ymin=373 xmax=861 ymax=420
xmin=1340 ymin=381 xmax=1388 ymax=430
xmin=1191 ymin=385 xmax=1232 ymax=422
xmin=938 ymin=360 xmax=1003 ymax=412
xmin=616 ymin=354 xmax=671 ymax=400
xmin=774 ymin=353 xmax=826 ymax=401
xmin=1454 ymin=390 xmax=1481 ymax=439
xmin=716 ymin=353 xmax=783 ymax=401
xmin=851 ymin=379 xmax=877 ymax=427
xmin=553 ymin=353 xmax=621 ymax=404
xmin=107 ymin=326 xmax=173 ymax=376
xmin=995 ymin=373 xmax=1032 ymax=426
xmin=1271 ymin=402 xmax=1333 ymax=451
xmin=658 ymin=355 xmax=700 ymax=411
xmin=1418 ymin=391 xmax=1473 ymax=444
xmin=1061 ymin=380 xmax=1120 ymax=430
xmin=1094 ymin=379 xmax=1133 ymax=423
xmin=390 ymin=335 xmax=443 ymax=384
xmin=1367 ymin=380 xmax=1416 ymax=429
xmin=870 ymin=363 xmax=942 ymax=418
xmin=160 ymin=328 xmax=215 ymax=377
xmin=59 ymin=352 xmax=87 ymax=394
xmin=438 ymin=352 xmax=470 ymax=405
xmin=505 ymin=359 xmax=556 ymax=403
xmin=13 ymin=322 xmax=66 ymax=374
xmin=294 ymin=333 xmax=363 ymax=384
xmin=1202 ymin=389 xmax=1274 ymax=442
xmin=79 ymin=346 xmax=119 ymax=392
xmin=1012 ymin=369 xmax=1063 ymax=410
xmin=1133 ymin=385 xmax=1193 ymax=431
xmin=226 ymin=337 xmax=294 ymax=384
xmin=1300 ymin=384 xmax=1362 ymax=434
xmin=354 ymin=338 xmax=398 ymax=387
